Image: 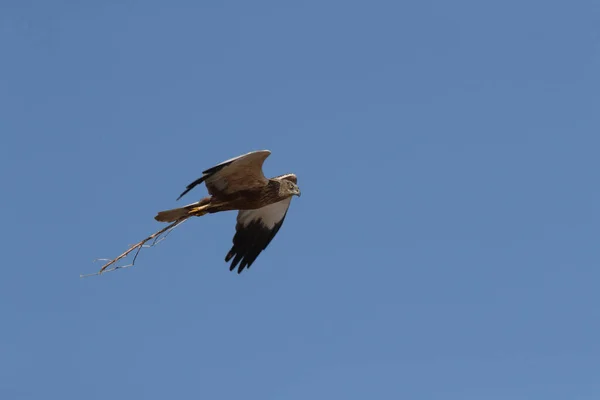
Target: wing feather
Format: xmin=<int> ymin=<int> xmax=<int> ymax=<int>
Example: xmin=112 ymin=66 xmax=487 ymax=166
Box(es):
xmin=225 ymin=196 xmax=293 ymax=273
xmin=177 ymin=150 xmax=271 ymax=200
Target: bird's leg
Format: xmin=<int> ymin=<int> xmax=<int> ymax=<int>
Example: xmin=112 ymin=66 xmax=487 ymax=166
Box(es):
xmin=189 ymin=201 xmax=228 ymax=216
xmin=188 ymin=204 xmax=210 ymax=216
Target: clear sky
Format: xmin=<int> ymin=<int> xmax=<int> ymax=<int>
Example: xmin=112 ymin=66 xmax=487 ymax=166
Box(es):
xmin=1 ymin=1 xmax=599 ymax=399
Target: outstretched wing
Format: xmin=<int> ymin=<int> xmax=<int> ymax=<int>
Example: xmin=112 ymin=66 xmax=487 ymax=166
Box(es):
xmin=224 ymin=174 xmax=297 ymax=273
xmin=177 ymin=150 xmax=271 ymax=200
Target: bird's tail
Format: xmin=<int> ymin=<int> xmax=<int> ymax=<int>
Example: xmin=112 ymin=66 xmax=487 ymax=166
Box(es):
xmin=154 ymin=198 xmax=212 ymax=223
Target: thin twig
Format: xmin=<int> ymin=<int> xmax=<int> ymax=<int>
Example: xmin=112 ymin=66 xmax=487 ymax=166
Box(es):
xmin=80 ymin=217 xmax=189 ymax=278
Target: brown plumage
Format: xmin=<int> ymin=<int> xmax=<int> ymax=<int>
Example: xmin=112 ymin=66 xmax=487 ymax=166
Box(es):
xmin=154 ymin=150 xmax=300 ymax=273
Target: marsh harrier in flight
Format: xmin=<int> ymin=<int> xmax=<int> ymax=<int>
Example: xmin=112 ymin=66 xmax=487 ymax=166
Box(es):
xmin=154 ymin=150 xmax=301 ymax=273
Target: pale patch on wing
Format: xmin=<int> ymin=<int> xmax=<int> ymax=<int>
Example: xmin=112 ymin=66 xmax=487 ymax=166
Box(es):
xmin=225 ymin=197 xmax=294 ymax=273
xmin=203 ymin=150 xmax=271 ymax=175
xmin=211 ymin=178 xmax=228 ymax=191
xmin=237 ymin=197 xmax=292 ymax=229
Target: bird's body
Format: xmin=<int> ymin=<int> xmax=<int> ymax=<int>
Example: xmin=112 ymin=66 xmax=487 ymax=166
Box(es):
xmin=204 ymin=179 xmax=291 ymax=212
xmin=154 ymin=150 xmax=300 ymax=273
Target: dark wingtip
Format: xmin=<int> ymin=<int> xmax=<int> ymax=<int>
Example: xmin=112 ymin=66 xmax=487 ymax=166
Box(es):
xmin=176 ymin=176 xmax=206 ymax=201
xmin=237 ymin=262 xmax=247 ymax=274
xmin=176 ymin=190 xmax=189 ymax=201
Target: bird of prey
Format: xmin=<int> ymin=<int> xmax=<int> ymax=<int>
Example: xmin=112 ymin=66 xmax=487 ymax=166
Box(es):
xmin=154 ymin=150 xmax=301 ymax=273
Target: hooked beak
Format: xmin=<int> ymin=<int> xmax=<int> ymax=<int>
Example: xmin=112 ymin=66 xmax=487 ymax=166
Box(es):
xmin=295 ymin=188 xmax=301 ymax=197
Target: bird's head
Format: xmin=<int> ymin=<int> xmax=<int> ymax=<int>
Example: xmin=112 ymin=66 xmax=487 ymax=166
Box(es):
xmin=280 ymin=179 xmax=301 ymax=198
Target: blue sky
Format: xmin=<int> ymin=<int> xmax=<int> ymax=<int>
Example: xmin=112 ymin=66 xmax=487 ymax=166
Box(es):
xmin=1 ymin=1 xmax=599 ymax=398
